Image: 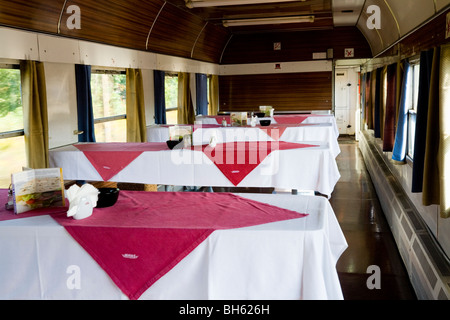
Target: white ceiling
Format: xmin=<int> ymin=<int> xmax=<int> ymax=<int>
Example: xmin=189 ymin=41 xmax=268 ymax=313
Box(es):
xmin=332 ymin=0 xmax=365 ymax=26
xmin=332 ymin=0 xmax=450 ymax=55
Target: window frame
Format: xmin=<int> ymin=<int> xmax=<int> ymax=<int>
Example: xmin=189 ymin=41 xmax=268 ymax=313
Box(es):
xmin=90 ymin=68 xmax=128 ymax=142
xmin=0 ymin=63 xmax=26 ymax=187
xmin=91 ymin=68 xmax=127 ymax=125
xmin=405 ymin=56 xmax=420 ymax=162
xmin=164 ymin=72 xmax=178 ymax=124
xmin=0 ymin=63 xmax=24 ymax=140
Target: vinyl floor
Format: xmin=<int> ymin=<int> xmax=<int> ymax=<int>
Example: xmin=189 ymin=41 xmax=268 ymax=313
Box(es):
xmin=331 ymin=136 xmax=417 ymax=300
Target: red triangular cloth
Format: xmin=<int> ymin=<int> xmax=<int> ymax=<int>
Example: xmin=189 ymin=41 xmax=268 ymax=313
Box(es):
xmin=259 ymin=125 xmax=288 ymax=140
xmin=259 ymin=123 xmax=320 ymax=140
xmin=193 ymin=141 xmax=319 ymax=186
xmin=274 ymin=114 xmax=327 ymax=124
xmin=274 ymin=115 xmax=310 ymax=124
xmin=52 ymin=191 xmax=307 ymax=300
xmin=74 ymin=143 xmax=169 ymax=181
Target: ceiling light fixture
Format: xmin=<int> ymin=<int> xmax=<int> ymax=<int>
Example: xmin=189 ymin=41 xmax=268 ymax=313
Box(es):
xmin=222 ymin=15 xmax=314 ymax=27
xmin=185 ymin=0 xmax=304 ymax=9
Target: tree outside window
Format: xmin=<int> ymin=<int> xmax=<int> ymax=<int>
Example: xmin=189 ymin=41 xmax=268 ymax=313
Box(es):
xmin=0 ymin=67 xmax=26 ymax=188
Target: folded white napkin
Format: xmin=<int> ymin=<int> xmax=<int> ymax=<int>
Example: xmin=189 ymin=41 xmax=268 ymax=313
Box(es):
xmin=209 ymin=130 xmax=217 ymax=148
xmin=66 ymin=184 xmax=99 ymax=220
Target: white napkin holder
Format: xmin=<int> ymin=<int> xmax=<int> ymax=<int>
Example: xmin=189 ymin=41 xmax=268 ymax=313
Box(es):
xmin=66 ymin=184 xmax=99 ymax=220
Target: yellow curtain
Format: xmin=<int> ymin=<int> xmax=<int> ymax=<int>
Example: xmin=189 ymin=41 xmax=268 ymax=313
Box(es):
xmin=208 ymin=74 xmax=219 ymax=116
xmin=177 ymin=72 xmax=195 ymax=124
xmin=20 ymin=60 xmax=49 ymax=169
xmin=126 ymin=68 xmax=147 ymax=142
xmin=423 ymin=47 xmax=441 ymax=207
xmin=439 ymin=44 xmax=450 ymax=218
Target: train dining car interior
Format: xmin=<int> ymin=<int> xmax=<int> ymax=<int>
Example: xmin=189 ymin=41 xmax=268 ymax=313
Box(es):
xmin=0 ymin=0 xmax=450 ymax=302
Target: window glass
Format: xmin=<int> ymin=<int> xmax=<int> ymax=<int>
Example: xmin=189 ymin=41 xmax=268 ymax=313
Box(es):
xmin=91 ymin=72 xmax=126 ymax=142
xmin=0 ymin=68 xmax=26 ymax=188
xmin=406 ymin=62 xmax=420 ymax=160
xmin=407 ymin=111 xmax=416 ymax=159
xmin=165 ymin=74 xmax=178 ymax=124
xmin=0 ymin=68 xmax=23 ymax=131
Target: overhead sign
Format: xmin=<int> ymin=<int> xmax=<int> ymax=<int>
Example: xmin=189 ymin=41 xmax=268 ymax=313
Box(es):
xmin=345 ymin=48 xmax=354 ymax=58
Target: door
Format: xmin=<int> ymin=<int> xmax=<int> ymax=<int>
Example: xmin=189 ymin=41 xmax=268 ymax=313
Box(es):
xmin=334 ymin=67 xmax=358 ymax=135
xmin=335 ymin=69 xmax=350 ymax=135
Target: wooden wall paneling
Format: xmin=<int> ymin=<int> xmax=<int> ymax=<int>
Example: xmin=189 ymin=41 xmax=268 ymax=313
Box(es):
xmin=147 ymin=2 xmax=206 ymax=59
xmin=218 ymin=72 xmax=332 ymax=112
xmin=0 ymin=0 xmax=65 ymax=34
xmin=191 ymin=23 xmax=231 ymax=63
xmin=221 ymin=27 xmax=372 ymax=64
xmin=330 ymin=27 xmax=373 ymax=59
xmin=59 ymin=0 xmax=163 ymax=51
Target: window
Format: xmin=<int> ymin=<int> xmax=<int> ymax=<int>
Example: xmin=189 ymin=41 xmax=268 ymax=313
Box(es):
xmin=0 ymin=66 xmax=26 ymax=188
xmin=406 ymin=61 xmax=420 ymax=160
xmin=165 ymin=73 xmax=178 ymax=124
xmin=91 ymin=69 xmax=127 ymax=142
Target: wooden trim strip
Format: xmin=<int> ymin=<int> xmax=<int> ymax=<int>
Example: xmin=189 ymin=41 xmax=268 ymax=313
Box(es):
xmin=146 ymin=1 xmax=167 ymax=50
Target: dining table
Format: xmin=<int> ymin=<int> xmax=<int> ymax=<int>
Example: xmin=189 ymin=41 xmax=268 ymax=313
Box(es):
xmin=196 ymin=114 xmax=339 ymax=137
xmin=0 ymin=189 xmax=347 ymax=300
xmin=48 ymin=141 xmax=340 ymax=197
xmin=147 ymin=122 xmax=340 ymax=158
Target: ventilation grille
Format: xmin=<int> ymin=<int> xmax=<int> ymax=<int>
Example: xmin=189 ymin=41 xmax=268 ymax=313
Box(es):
xmin=359 ymin=131 xmax=450 ymax=300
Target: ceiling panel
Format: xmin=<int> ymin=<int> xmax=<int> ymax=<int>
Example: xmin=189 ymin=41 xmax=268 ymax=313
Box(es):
xmin=385 ymin=0 xmax=435 ymax=36
xmin=0 ymin=0 xmax=65 ymax=33
xmin=356 ymin=13 xmax=383 ymax=56
xmin=148 ymin=2 xmax=206 ymax=59
xmin=167 ymin=0 xmax=334 ymax=33
xmin=59 ymin=0 xmax=163 ymax=51
xmin=435 ymin=0 xmax=450 ymax=12
xmin=332 ymin=0 xmax=365 ymax=26
xmin=357 ymin=0 xmax=401 ymax=55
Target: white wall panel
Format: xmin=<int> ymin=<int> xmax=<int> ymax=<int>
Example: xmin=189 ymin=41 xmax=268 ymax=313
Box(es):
xmin=155 ymin=54 xmax=218 ymax=74
xmin=38 ymin=34 xmax=80 ymax=64
xmin=219 ymin=60 xmax=332 ymax=75
xmin=141 ymin=69 xmax=155 ymax=126
xmin=137 ymin=51 xmax=157 ymax=70
xmin=78 ymin=42 xmax=140 ymax=69
xmin=44 ymin=62 xmax=78 ymax=149
xmin=0 ymin=27 xmax=39 ymax=61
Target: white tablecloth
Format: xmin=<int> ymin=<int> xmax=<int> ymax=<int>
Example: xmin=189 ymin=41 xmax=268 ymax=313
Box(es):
xmin=196 ymin=114 xmax=339 ymax=137
xmin=147 ymin=123 xmax=340 ymax=158
xmin=0 ymin=193 xmax=347 ymax=300
xmin=49 ymin=142 xmax=340 ymax=197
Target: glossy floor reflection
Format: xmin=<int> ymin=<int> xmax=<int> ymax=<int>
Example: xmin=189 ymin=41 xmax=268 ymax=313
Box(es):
xmin=332 ymin=136 xmax=417 ymax=300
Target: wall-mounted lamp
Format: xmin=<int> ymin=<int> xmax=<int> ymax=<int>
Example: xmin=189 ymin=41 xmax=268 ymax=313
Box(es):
xmin=185 ymin=0 xmax=304 ymax=8
xmin=223 ymin=15 xmax=314 ymax=27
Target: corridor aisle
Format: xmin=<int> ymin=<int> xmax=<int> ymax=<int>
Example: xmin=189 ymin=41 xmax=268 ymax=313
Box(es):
xmin=331 ymin=137 xmax=417 ymax=300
